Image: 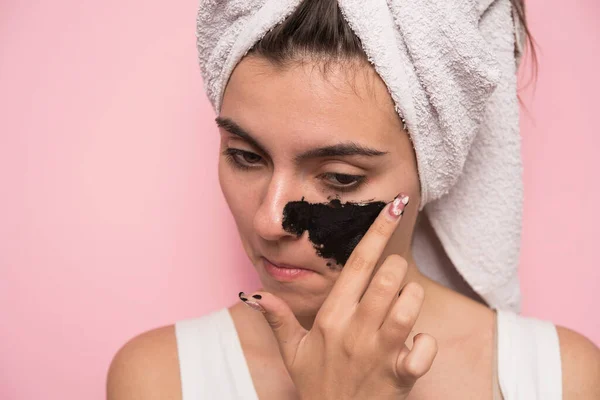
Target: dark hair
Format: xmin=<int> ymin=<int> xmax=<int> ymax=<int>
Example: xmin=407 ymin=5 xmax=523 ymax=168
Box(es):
xmin=249 ymin=0 xmax=365 ymax=63
xmin=249 ymin=0 xmax=538 ymax=92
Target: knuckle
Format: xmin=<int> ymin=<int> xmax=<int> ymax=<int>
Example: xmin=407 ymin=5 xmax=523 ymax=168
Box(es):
xmin=371 ymin=219 xmax=391 ymax=238
xmin=403 ymin=334 xmax=437 ymax=378
xmin=423 ymin=334 xmax=438 ymax=352
xmin=385 ymin=254 xmax=408 ymax=269
xmin=403 ymin=358 xmax=423 ymax=379
xmin=392 ymin=311 xmax=414 ymax=329
xmin=416 ymin=333 xmax=438 ymax=353
xmin=373 ymin=271 xmax=399 ymax=293
xmin=348 ymin=254 xmax=370 ymax=272
xmin=267 ymin=317 xmax=285 ymax=332
xmin=314 ymin=315 xmax=336 ymax=333
xmin=404 ymin=282 xmax=425 ymax=301
xmin=341 ymin=335 xmax=358 ymax=358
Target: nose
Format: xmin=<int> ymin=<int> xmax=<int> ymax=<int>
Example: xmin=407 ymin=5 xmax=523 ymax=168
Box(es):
xmin=253 ymin=173 xmax=300 ymax=242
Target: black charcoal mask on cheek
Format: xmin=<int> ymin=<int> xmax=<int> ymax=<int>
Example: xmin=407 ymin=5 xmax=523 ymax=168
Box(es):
xmin=281 ymin=197 xmax=389 ymax=267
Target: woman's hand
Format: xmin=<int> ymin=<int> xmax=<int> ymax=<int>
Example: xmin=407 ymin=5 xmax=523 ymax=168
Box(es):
xmin=246 ymin=194 xmax=438 ymax=400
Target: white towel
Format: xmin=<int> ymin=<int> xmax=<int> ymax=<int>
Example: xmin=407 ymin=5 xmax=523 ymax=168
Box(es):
xmin=196 ymin=0 xmax=526 ymax=313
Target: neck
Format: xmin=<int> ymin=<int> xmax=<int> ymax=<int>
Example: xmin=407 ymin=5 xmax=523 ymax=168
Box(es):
xmin=294 ymin=251 xmax=450 ymax=333
xmin=237 ymin=251 xmax=493 ymax=357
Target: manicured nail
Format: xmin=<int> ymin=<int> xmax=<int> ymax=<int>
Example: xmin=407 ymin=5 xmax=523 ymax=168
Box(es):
xmin=389 ymin=194 xmax=409 ymax=218
xmin=238 ymin=291 xmax=265 ymax=313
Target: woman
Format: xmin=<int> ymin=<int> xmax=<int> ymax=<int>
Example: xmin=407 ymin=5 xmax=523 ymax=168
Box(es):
xmin=107 ymin=0 xmax=600 ymax=398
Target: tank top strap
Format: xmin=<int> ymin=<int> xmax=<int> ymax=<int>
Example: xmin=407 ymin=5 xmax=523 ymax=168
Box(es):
xmin=495 ymin=309 xmax=563 ymax=399
xmin=175 ymin=308 xmax=259 ymax=400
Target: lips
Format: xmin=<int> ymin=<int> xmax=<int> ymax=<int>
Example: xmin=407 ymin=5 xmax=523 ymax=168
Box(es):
xmin=262 ymin=257 xmax=313 ymax=271
xmin=261 ymin=257 xmax=316 ymax=281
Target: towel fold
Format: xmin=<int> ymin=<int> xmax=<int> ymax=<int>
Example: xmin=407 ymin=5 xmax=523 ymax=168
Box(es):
xmin=196 ymin=0 xmax=526 ymax=313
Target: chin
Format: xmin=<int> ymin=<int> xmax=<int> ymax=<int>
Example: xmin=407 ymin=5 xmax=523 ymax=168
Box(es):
xmin=291 ymin=300 xmax=325 ymax=318
xmin=258 ymin=279 xmax=329 ymax=317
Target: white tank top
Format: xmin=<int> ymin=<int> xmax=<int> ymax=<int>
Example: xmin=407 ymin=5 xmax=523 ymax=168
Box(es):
xmin=174 ymin=308 xmax=562 ymax=399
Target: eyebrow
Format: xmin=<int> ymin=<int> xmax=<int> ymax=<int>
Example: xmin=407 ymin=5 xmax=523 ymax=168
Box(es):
xmin=215 ymin=116 xmax=388 ymax=163
xmin=216 ymin=117 xmax=268 ymax=155
xmin=293 ymin=142 xmax=387 ymax=163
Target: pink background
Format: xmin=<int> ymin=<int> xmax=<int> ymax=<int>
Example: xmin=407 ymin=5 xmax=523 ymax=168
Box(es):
xmin=1 ymin=1 xmax=598 ymax=399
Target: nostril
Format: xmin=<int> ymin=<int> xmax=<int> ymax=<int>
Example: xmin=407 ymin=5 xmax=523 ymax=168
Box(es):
xmin=253 ymin=205 xmax=290 ymax=241
xmin=253 ymin=179 xmax=304 ymax=240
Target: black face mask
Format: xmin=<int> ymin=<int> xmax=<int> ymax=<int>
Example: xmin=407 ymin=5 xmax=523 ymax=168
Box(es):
xmin=282 ymin=197 xmax=388 ymax=267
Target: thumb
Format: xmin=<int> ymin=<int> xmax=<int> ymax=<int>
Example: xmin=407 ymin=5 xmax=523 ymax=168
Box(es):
xmin=239 ymin=291 xmax=307 ymax=364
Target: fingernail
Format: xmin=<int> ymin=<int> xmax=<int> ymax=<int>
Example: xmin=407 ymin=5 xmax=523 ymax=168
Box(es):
xmin=389 ymin=194 xmax=409 ymax=218
xmin=239 ymin=292 xmax=265 ymax=313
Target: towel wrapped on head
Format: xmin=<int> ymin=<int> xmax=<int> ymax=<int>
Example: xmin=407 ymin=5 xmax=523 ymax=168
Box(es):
xmin=196 ymin=0 xmax=526 ymax=313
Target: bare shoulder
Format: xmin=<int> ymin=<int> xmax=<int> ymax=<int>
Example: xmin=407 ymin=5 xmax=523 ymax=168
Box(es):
xmin=556 ymin=325 xmax=600 ymax=399
xmin=106 ymin=324 xmax=181 ymax=400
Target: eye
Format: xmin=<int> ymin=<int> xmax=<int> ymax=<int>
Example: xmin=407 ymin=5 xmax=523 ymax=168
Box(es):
xmin=239 ymin=151 xmax=261 ymax=164
xmin=319 ymin=172 xmax=366 ymax=192
xmin=222 ymin=148 xmax=264 ymax=170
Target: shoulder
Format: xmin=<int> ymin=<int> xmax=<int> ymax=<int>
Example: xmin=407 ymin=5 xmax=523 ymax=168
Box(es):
xmin=106 ymin=324 xmax=181 ymax=400
xmin=556 ymin=325 xmax=600 ymax=399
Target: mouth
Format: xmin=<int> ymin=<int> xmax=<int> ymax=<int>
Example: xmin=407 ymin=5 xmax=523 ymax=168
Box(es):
xmin=261 ymin=257 xmax=316 ymax=282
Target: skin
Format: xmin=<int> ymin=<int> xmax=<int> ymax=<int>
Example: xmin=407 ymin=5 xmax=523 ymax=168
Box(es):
xmin=106 ymin=56 xmax=600 ymax=399
xmin=218 ymin=56 xmax=421 ymax=329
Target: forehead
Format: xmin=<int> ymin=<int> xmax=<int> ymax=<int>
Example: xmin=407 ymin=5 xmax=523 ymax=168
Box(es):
xmin=220 ymin=56 xmax=403 ymax=147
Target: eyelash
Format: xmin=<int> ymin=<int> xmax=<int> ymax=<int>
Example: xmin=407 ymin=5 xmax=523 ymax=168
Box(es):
xmin=222 ymin=148 xmax=259 ymax=171
xmin=222 ymin=148 xmax=367 ymax=193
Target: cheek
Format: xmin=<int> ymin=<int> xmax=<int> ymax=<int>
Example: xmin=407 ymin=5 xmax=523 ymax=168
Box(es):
xmin=407 ymin=169 xmax=421 ymax=206
xmin=388 ymin=132 xmax=421 ymax=202
xmin=282 ymin=198 xmax=388 ymax=266
xmin=372 ymin=165 xmax=420 ymax=209
xmin=404 ymin=154 xmax=422 ymax=201
xmin=403 ymin=172 xmax=420 ymax=204
xmin=218 ymin=161 xmax=260 ymax=232
xmin=390 ymin=158 xmax=421 ymax=206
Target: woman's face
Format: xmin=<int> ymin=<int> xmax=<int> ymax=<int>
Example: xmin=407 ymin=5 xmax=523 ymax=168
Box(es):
xmin=218 ymin=56 xmax=420 ymax=316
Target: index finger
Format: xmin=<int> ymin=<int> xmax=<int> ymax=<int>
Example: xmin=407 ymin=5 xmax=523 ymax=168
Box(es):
xmin=325 ymin=193 xmax=409 ymax=305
